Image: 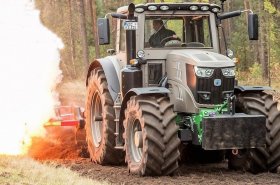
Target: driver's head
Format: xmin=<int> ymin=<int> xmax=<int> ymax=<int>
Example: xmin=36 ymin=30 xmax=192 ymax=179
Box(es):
xmin=153 ymin=20 xmax=164 ymax=31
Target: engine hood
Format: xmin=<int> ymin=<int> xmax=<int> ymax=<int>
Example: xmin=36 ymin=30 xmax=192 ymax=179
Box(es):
xmin=167 ymin=50 xmax=235 ymax=67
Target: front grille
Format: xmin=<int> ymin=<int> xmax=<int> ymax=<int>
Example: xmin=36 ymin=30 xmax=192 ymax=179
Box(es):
xmin=196 ymin=68 xmax=234 ymax=104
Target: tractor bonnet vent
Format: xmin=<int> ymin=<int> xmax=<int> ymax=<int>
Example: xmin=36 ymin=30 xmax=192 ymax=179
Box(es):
xmin=212 ymin=53 xmax=229 ymax=61
xmin=193 ymin=53 xmax=213 ymax=61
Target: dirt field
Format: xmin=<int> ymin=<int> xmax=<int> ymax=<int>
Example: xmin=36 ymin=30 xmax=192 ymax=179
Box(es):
xmin=27 ymin=81 xmax=280 ymax=184
xmin=65 ymin=160 xmax=280 ymax=185
xmin=27 ymin=127 xmax=280 ymax=185
xmin=57 ymin=157 xmax=280 ymax=185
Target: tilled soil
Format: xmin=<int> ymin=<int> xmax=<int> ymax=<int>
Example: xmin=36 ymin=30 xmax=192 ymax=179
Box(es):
xmin=28 ymin=127 xmax=280 ymax=185
xmin=55 ymin=158 xmax=280 ymax=185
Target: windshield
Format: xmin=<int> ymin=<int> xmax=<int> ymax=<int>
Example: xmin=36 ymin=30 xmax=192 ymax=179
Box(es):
xmin=144 ymin=15 xmax=212 ymax=48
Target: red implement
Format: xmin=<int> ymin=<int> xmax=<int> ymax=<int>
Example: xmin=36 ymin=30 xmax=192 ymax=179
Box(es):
xmin=44 ymin=106 xmax=85 ymax=127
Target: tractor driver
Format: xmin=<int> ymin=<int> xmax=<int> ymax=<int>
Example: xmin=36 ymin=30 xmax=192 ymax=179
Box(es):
xmin=149 ymin=20 xmax=177 ymax=47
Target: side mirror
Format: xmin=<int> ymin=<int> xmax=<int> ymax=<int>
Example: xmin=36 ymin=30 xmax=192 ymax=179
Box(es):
xmin=248 ymin=13 xmax=258 ymax=40
xmin=97 ymin=18 xmax=110 ymax=45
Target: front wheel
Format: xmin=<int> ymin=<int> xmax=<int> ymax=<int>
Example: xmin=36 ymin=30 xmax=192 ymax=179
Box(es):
xmin=124 ymin=95 xmax=180 ymax=176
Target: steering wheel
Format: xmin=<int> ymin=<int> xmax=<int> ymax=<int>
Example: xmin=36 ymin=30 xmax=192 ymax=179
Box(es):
xmin=160 ymin=36 xmax=181 ymax=47
xmin=185 ymin=42 xmax=205 ymax=47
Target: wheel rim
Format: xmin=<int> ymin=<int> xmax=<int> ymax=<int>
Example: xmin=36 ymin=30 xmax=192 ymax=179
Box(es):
xmin=129 ymin=119 xmax=143 ymax=163
xmin=90 ymin=91 xmax=103 ymax=148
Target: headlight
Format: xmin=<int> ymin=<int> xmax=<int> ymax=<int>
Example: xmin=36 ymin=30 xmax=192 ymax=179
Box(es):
xmin=189 ymin=5 xmax=199 ymax=11
xmin=210 ymin=6 xmax=221 ymax=13
xmin=137 ymin=50 xmax=145 ymax=58
xmin=160 ymin=5 xmax=169 ymax=11
xmin=194 ymin=67 xmax=214 ymax=78
xmin=200 ymin=5 xmax=210 ymax=11
xmin=135 ymin=7 xmax=145 ymax=13
xmin=222 ymin=68 xmax=235 ymax=77
xmin=148 ymin=5 xmax=157 ymax=11
xmin=226 ymin=49 xmax=234 ymax=58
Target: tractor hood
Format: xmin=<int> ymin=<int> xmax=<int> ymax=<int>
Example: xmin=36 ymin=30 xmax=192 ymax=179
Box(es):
xmin=167 ymin=50 xmax=235 ymax=67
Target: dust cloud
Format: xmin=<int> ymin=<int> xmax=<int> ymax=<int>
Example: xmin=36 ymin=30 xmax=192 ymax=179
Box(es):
xmin=0 ymin=0 xmax=63 ymax=155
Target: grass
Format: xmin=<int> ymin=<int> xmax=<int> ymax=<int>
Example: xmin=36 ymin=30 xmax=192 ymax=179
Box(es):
xmin=0 ymin=155 xmax=108 ymax=185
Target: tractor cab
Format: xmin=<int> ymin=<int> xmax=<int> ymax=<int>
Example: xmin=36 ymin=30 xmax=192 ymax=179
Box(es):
xmin=113 ymin=3 xmax=220 ymax=66
xmin=99 ymin=3 xmax=257 ymax=62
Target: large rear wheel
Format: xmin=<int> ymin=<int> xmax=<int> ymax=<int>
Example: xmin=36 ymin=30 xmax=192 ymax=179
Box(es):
xmin=228 ymin=92 xmax=280 ymax=173
xmin=124 ymin=95 xmax=180 ymax=176
xmin=86 ymin=67 xmax=123 ymax=165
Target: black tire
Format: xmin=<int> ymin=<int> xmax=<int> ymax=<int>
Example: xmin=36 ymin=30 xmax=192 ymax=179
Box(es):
xmin=86 ymin=67 xmax=123 ymax=165
xmin=123 ymin=95 xmax=180 ymax=176
xmin=228 ymin=92 xmax=280 ymax=173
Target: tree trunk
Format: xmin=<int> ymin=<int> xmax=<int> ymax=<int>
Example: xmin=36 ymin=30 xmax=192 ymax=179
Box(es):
xmin=68 ymin=0 xmax=77 ymax=78
xmin=258 ymin=0 xmax=269 ymax=80
xmin=222 ymin=0 xmax=231 ymax=46
xmin=226 ymin=0 xmax=232 ymax=39
xmin=76 ymin=0 xmax=89 ymax=76
xmin=89 ymin=0 xmax=100 ymax=59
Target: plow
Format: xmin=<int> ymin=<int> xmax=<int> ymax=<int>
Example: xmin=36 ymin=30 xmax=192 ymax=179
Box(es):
xmin=44 ymin=106 xmax=87 ymax=150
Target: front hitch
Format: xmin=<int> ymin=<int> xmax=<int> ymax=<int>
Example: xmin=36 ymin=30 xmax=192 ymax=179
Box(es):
xmin=227 ymin=95 xmax=236 ymax=115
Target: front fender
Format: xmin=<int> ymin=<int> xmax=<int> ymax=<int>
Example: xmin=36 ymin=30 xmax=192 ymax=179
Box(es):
xmin=86 ymin=56 xmax=120 ymax=101
xmin=234 ymin=86 xmax=272 ymax=94
xmin=119 ymin=87 xmax=170 ymax=125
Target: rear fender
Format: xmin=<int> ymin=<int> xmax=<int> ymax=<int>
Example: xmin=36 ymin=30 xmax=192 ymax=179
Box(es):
xmin=86 ymin=56 xmax=120 ymax=101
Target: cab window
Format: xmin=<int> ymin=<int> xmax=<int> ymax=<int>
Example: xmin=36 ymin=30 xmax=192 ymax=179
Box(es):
xmin=144 ymin=15 xmax=212 ymax=48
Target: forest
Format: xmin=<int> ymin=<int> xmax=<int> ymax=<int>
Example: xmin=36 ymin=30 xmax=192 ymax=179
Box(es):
xmin=35 ymin=0 xmax=280 ymax=89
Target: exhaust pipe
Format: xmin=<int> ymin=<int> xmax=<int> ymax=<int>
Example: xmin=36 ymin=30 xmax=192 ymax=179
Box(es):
xmin=126 ymin=3 xmax=136 ymax=65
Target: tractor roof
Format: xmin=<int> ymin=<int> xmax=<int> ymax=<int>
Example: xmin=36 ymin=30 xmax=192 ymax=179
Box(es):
xmin=117 ymin=3 xmax=221 ymax=14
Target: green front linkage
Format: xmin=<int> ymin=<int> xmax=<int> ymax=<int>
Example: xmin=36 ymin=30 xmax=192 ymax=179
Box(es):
xmin=176 ymin=101 xmax=228 ymax=143
xmin=193 ymin=101 xmax=228 ymax=142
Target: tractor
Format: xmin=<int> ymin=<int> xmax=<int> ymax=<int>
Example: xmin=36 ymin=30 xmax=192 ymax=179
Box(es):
xmin=84 ymin=1 xmax=280 ymax=176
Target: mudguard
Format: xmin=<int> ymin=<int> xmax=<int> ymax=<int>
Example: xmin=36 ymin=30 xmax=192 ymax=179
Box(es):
xmin=86 ymin=56 xmax=121 ymax=101
xmin=119 ymin=87 xmax=170 ymax=125
xmin=128 ymin=87 xmax=170 ymax=95
xmin=234 ymin=86 xmax=272 ymax=93
xmin=122 ymin=87 xmax=170 ymax=107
